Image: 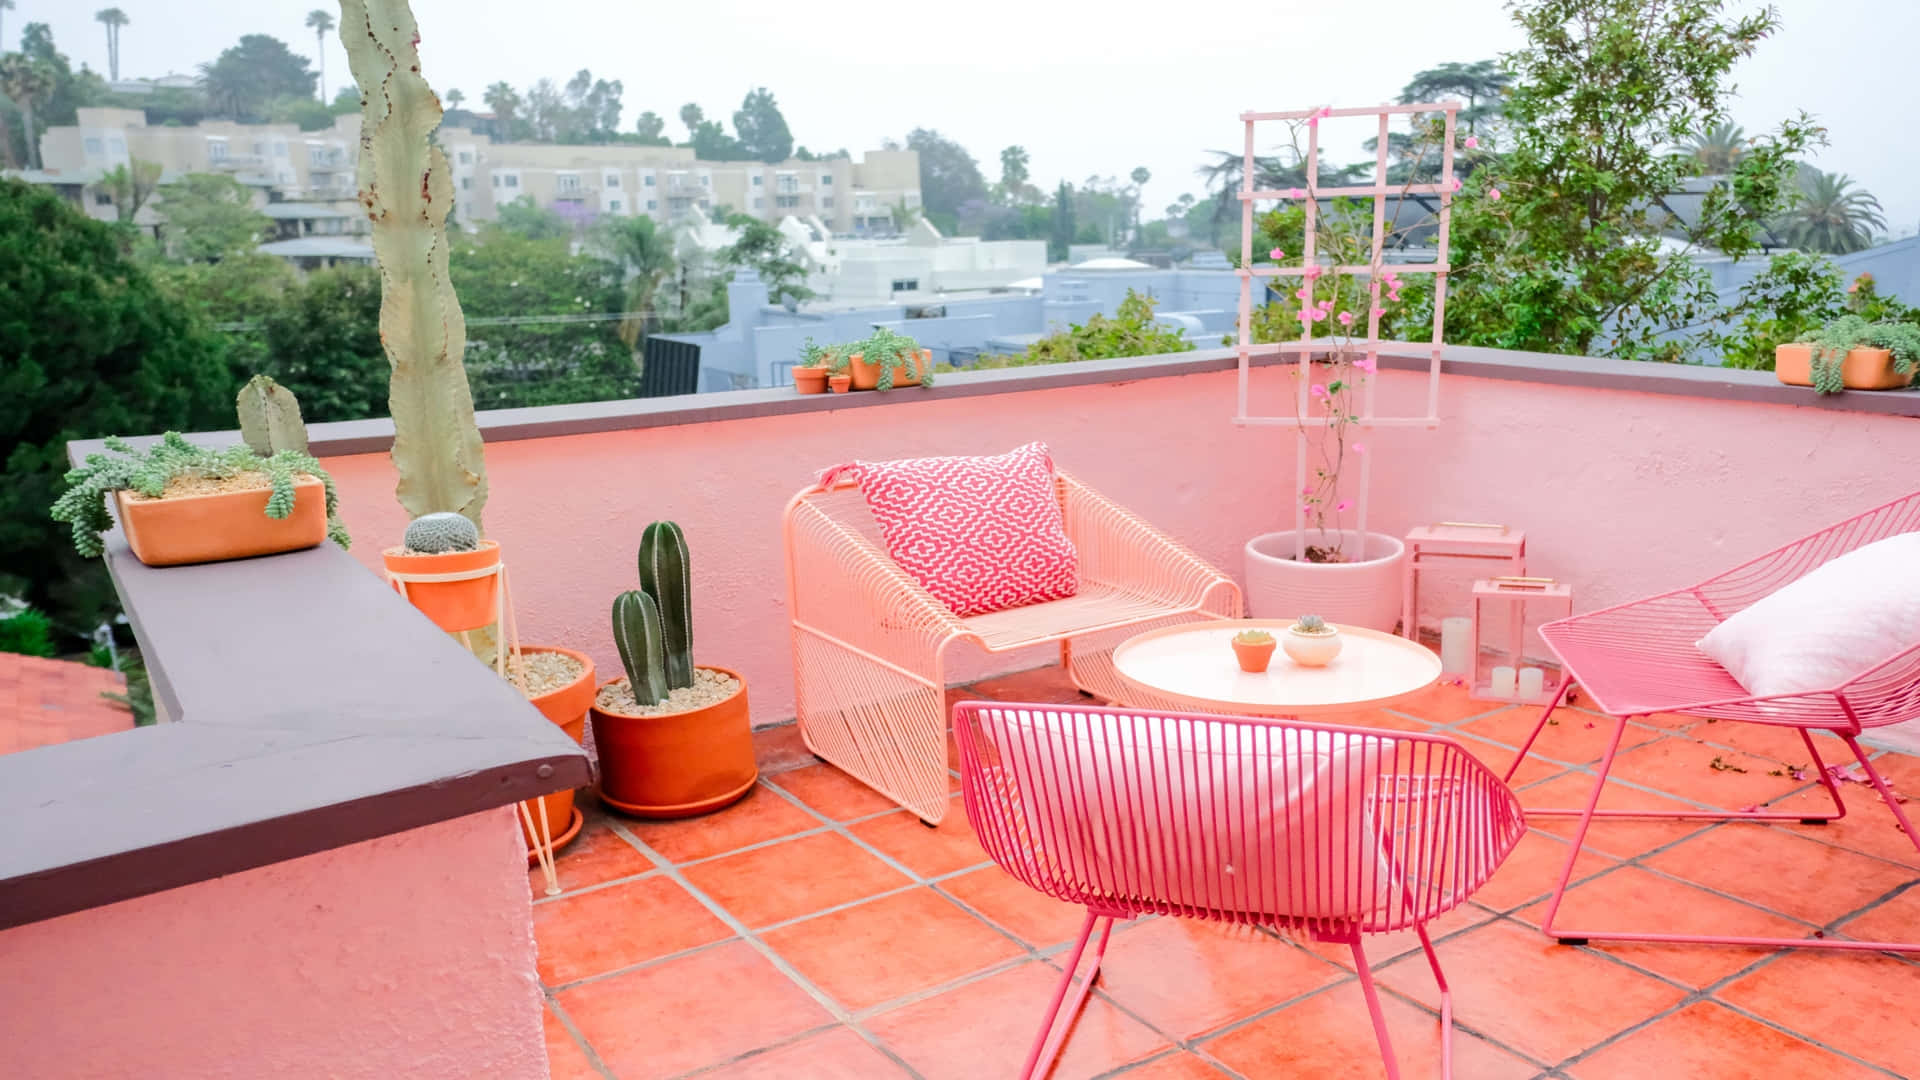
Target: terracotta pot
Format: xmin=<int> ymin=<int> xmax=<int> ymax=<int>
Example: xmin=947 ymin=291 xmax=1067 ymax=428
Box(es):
xmin=1774 ymin=343 xmax=1913 ymax=391
xmin=590 ymin=665 xmax=756 ymax=819
xmin=792 ymin=366 xmax=830 ymax=394
xmin=114 ymin=479 xmax=326 ymax=567
xmin=828 ymin=374 xmax=852 ymax=394
xmin=517 ymin=646 xmax=595 ymax=860
xmin=382 ymin=540 xmax=501 ymax=633
xmin=1283 ymin=626 xmax=1345 ymax=667
xmin=1231 ymin=638 xmax=1276 ymax=673
xmin=1245 ymin=530 xmax=1406 ymax=632
xmin=847 ymin=348 xmax=931 ymax=391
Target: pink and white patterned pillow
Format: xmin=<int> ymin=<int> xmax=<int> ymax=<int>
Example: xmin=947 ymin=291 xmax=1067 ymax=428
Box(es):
xmin=821 ymin=442 xmax=1079 ymax=617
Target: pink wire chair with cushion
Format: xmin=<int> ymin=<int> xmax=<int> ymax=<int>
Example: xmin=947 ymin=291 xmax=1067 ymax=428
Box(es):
xmin=784 ymin=471 xmax=1241 ymax=825
xmin=955 ymin=700 xmax=1525 ymax=1080
xmin=1511 ymin=489 xmax=1920 ymax=952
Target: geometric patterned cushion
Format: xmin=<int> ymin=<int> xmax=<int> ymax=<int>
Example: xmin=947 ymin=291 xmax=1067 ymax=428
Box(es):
xmin=820 ymin=442 xmax=1079 ymax=617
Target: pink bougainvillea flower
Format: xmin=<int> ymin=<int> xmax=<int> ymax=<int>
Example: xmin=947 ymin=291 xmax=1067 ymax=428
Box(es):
xmin=1288 ymin=187 xmax=1305 ymax=199
xmin=1463 ymin=135 xmax=1479 ymax=150
xmin=1371 ymin=306 xmax=1387 ymax=318
xmin=1317 ymin=298 xmax=1334 ymax=311
xmin=1336 ymin=310 xmax=1354 ymax=327
xmin=1352 ymin=442 xmax=1367 ymax=455
xmin=1303 ymin=264 xmax=1323 ymax=280
xmin=1488 ymin=187 xmax=1502 ymax=201
xmin=1311 ymin=307 xmax=1328 ymax=322
xmin=1295 ymin=286 xmax=1313 ymax=301
xmin=1335 ymin=499 xmax=1353 ymax=512
xmin=1354 ymin=355 xmax=1378 ymax=374
xmin=1269 ymin=246 xmax=1285 ymax=260
xmin=1309 ymin=384 xmax=1329 ymax=399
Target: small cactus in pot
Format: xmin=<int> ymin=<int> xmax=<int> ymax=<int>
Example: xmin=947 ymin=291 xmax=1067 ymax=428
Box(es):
xmin=403 ymin=511 xmax=481 ymax=554
xmin=382 ymin=510 xmax=501 ymax=634
xmin=1284 ymin=614 xmax=1344 ymax=667
xmin=1231 ymin=627 xmax=1277 ymax=673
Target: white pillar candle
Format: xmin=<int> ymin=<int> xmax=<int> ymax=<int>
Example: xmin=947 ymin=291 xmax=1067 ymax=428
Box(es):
xmin=1491 ymin=666 xmax=1517 ymax=697
xmin=1518 ymin=667 xmax=1546 ymax=699
xmin=1439 ymin=617 xmax=1472 ymax=675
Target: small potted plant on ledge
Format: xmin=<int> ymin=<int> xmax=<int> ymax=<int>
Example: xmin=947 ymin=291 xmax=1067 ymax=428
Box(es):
xmin=1283 ymin=614 xmax=1343 ymax=667
xmin=1231 ymin=627 xmax=1277 ymax=673
xmin=508 ymin=644 xmax=596 ymax=859
xmin=590 ymin=521 xmax=756 ymax=818
xmin=382 ymin=512 xmax=502 ymax=634
xmin=848 ymin=327 xmax=935 ymax=391
xmin=1775 ymin=315 xmax=1920 ymax=394
xmin=792 ymin=337 xmax=831 ymax=394
xmin=52 ymin=378 xmax=350 ymax=566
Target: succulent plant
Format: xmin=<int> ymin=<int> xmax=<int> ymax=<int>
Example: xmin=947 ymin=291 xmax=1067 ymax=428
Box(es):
xmin=236 ymin=375 xmax=309 ymax=457
xmin=1233 ymin=628 xmax=1275 ymax=645
xmin=798 ymin=337 xmax=827 ymax=368
xmin=612 ymin=589 xmax=670 ymax=706
xmin=403 ymin=511 xmax=481 ymax=554
xmin=639 ymin=521 xmax=693 ymax=690
xmin=1807 ymin=315 xmax=1920 ymax=395
xmin=861 ymin=327 xmax=933 ymax=390
xmin=1293 ymin=614 xmax=1331 ymax=634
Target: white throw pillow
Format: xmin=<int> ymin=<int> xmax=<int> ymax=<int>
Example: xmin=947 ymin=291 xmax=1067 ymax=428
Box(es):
xmin=1697 ymin=532 xmax=1920 ymax=698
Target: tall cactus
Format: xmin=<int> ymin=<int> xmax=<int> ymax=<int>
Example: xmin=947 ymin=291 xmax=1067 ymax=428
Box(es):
xmin=236 ymin=374 xmax=309 ymax=457
xmin=338 ymin=0 xmax=488 ymax=530
xmin=639 ymin=521 xmax=693 ymax=690
xmin=612 ymin=589 xmax=670 ymax=706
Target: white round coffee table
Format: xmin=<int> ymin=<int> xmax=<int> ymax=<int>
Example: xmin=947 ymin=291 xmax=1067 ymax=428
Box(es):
xmin=1111 ymin=620 xmax=1444 ymax=718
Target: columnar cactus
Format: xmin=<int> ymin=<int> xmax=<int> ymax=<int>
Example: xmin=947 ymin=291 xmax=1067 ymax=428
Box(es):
xmin=403 ymin=511 xmax=480 ymax=554
xmin=612 ymin=589 xmax=670 ymax=706
xmin=639 ymin=521 xmax=693 ymax=690
xmin=339 ymin=0 xmax=489 ymax=531
xmin=236 ymin=375 xmax=309 ymax=457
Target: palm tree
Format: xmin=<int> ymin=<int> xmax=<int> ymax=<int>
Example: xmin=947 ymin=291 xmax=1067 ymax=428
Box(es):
xmin=597 ymin=215 xmax=679 ymax=351
xmin=1128 ymin=165 xmax=1150 ymax=241
xmin=1778 ymin=166 xmax=1886 ymax=255
xmin=95 ymin=9 xmax=129 ymax=82
xmin=305 ymin=10 xmax=334 ymax=102
xmin=445 ymin=88 xmax=465 ymax=111
xmin=1681 ymin=121 xmax=1747 ymax=175
xmin=0 ymin=53 xmax=52 ymax=169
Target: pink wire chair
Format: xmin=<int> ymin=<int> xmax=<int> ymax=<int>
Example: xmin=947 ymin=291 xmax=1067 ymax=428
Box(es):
xmin=955 ymin=700 xmax=1525 ymax=1080
xmin=783 ymin=470 xmax=1241 ymax=825
xmin=1511 ymin=488 xmax=1920 ymax=953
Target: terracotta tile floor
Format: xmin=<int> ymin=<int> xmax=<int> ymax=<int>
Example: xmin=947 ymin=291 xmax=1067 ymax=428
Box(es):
xmin=532 ymin=669 xmax=1920 ymax=1079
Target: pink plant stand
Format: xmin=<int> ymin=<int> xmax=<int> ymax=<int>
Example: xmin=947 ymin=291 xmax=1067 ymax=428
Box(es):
xmin=1111 ymin=619 xmax=1443 ymax=718
xmin=1402 ymin=522 xmax=1526 ymax=641
xmin=1469 ymin=577 xmax=1572 ymax=705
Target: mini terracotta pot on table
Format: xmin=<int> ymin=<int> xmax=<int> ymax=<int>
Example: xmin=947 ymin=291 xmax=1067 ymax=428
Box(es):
xmin=517 ymin=645 xmax=596 ymax=861
xmin=589 ymin=665 xmax=757 ymax=818
xmin=828 ymin=374 xmax=852 ymax=394
xmin=114 ymin=480 xmax=327 ymax=566
xmin=381 ymin=540 xmax=502 ymax=633
xmin=1231 ymin=638 xmax=1277 ymax=673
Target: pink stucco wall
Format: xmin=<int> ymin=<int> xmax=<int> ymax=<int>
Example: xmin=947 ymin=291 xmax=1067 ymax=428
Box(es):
xmin=0 ymin=807 xmax=546 ymax=1080
xmin=321 ymin=367 xmax=1919 ymax=725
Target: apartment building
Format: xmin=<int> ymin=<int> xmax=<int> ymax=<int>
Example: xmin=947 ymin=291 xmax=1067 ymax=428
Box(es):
xmin=440 ymin=127 xmax=920 ymax=234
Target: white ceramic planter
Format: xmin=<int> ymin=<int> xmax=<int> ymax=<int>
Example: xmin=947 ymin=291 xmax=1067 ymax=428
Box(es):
xmin=1244 ymin=529 xmax=1406 ymax=632
xmin=1282 ymin=627 xmax=1344 ymax=667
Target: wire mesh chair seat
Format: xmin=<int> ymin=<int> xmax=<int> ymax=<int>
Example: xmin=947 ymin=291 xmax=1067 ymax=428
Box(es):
xmin=1509 ymin=489 xmax=1920 ymax=954
xmin=782 ymin=470 xmax=1242 ymax=824
xmin=956 ymin=701 xmax=1525 ymax=1080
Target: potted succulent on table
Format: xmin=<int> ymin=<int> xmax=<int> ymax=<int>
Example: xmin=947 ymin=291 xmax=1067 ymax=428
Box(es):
xmin=1231 ymin=628 xmax=1277 ymax=673
xmin=848 ymin=327 xmax=935 ymax=391
xmin=590 ymin=521 xmax=757 ymax=818
xmin=382 ymin=512 xmax=503 ymax=634
xmin=792 ymin=337 xmax=831 ymax=395
xmin=1282 ymin=614 xmax=1343 ymax=667
xmin=1775 ymin=315 xmax=1920 ymax=394
xmin=52 ymin=378 xmax=350 ymax=566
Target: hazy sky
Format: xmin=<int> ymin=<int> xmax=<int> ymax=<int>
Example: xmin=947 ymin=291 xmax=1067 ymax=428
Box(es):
xmin=23 ymin=0 xmax=1920 ymax=233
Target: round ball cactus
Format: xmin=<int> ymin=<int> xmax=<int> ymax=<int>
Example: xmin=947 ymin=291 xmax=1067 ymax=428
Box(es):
xmin=403 ymin=511 xmax=480 ymax=554
xmin=1293 ymin=614 xmax=1329 ymax=634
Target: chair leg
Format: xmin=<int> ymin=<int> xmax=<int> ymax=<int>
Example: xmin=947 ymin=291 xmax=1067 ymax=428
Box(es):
xmin=1541 ymin=715 xmax=1628 ymax=943
xmin=1502 ymin=676 xmax=1573 ymax=783
xmin=1840 ymin=735 xmax=1920 ymax=856
xmin=1020 ymin=911 xmax=1114 ymax=1080
xmin=1350 ymin=937 xmax=1402 ymax=1080
xmin=1416 ymin=923 xmax=1453 ymax=1080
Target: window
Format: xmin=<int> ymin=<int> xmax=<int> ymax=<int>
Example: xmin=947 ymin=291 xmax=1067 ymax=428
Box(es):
xmin=753 ymin=197 xmax=765 ymax=209
xmin=491 ymin=175 xmax=501 ymax=188
xmin=252 ymin=141 xmax=266 ymax=156
xmin=272 ymin=141 xmax=287 ymax=158
xmin=308 ymin=146 xmax=328 ymax=166
xmin=108 ymin=137 xmax=126 ymax=154
xmin=94 ymin=191 xmax=114 ymax=206
xmin=643 ymin=174 xmax=656 ymax=186
xmin=457 ymin=151 xmax=472 ymax=165
xmin=604 ymin=173 xmax=620 ymax=188
xmin=608 ymin=199 xmax=622 ymax=212
xmin=557 ymin=173 xmax=582 ymax=193
xmin=751 ymin=175 xmax=763 ymax=186
xmin=821 ymin=196 xmax=834 ymax=209
xmin=775 ymin=195 xmax=800 ymax=209
xmin=890 ymin=278 xmax=920 ymax=292
xmin=461 ymin=177 xmax=471 ymax=190
xmin=83 ymin=137 xmax=104 ymax=155
xmin=505 ymin=174 xmax=520 ymax=189
xmin=699 ymin=175 xmax=710 ymax=188
xmin=208 ymin=139 xmax=229 ymax=162
xmin=776 ymin=174 xmax=798 ymax=194
xmin=820 ymin=174 xmax=833 ymax=186
xmin=646 ymin=199 xmax=658 ymax=210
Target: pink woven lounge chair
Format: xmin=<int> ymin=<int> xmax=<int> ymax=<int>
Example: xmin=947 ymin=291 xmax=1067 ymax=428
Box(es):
xmin=783 ymin=470 xmax=1241 ymax=824
xmin=955 ymin=700 xmax=1525 ymax=1080
xmin=1511 ymin=489 xmax=1920 ymax=953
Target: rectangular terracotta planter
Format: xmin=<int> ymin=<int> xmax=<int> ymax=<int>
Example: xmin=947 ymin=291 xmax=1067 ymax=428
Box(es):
xmin=847 ymin=349 xmax=931 ymax=391
xmin=114 ymin=478 xmax=327 ymax=566
xmin=1774 ymin=343 xmax=1913 ymax=391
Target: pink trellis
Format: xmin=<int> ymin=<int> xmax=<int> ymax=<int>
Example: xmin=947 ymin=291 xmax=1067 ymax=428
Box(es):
xmin=1233 ymin=103 xmax=1461 ymax=562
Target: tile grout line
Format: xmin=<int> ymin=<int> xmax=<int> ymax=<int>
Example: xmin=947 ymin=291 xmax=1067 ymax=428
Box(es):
xmin=542 ymin=991 xmax=619 ymax=1080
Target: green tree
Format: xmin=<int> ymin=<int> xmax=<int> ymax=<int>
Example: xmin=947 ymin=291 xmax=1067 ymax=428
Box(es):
xmin=1682 ymin=121 xmax=1747 ymax=175
xmin=1398 ymin=59 xmax=1511 ymax=133
xmin=0 ymin=52 xmax=51 ymax=168
xmin=266 ymin=93 xmax=335 ymax=131
xmin=679 ymin=102 xmax=703 ymax=137
xmin=595 ymin=214 xmax=677 ymax=350
xmin=1049 ymin=181 xmax=1075 ymax=262
xmin=1715 ymin=250 xmax=1846 ymax=369
xmin=256 ymin=265 xmax=388 ymax=421
xmin=1435 ymin=0 xmax=1820 ymax=362
xmin=633 ymin=109 xmax=669 ymax=146
xmin=305 ymin=10 xmax=334 ymax=102
xmin=444 ymin=87 xmax=464 ymax=110
xmin=98 ymin=158 xmax=161 ymax=223
xmin=686 ymin=117 xmax=745 ymax=161
xmin=494 ymin=196 xmax=569 ymax=241
xmin=1778 ymin=166 xmax=1884 ymax=254
xmin=451 ymin=226 xmax=634 ymax=407
xmin=906 ymin=128 xmax=986 ymax=233
xmin=0 ymin=177 xmax=235 ymax=637
xmin=993 ymin=290 xmax=1194 ymax=366
xmin=149 ymin=251 xmax=298 ymax=373
xmin=722 ymin=212 xmax=811 ymax=307
xmin=1128 ymin=166 xmax=1150 ymax=241
xmin=199 ymin=35 xmax=317 ymax=121
xmin=733 ymin=87 xmax=793 ymax=163
xmin=483 ymin=81 xmax=526 ymax=140
xmin=154 ymin=173 xmax=270 ymax=262
xmin=999 ymin=145 xmax=1030 ymax=195
xmin=94 ymin=8 xmax=128 ymax=83
xmin=21 ymin=23 xmax=105 ymax=129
